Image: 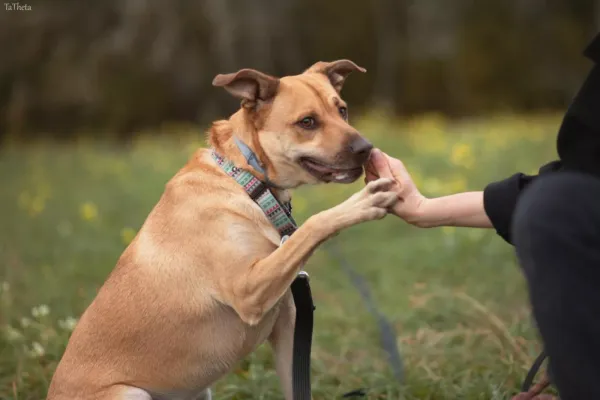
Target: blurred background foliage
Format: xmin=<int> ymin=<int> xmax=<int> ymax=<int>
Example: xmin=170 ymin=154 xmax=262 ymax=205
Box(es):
xmin=0 ymin=0 xmax=597 ymax=141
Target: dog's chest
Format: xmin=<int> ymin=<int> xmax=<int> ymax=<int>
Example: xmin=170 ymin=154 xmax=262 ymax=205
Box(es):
xmin=232 ymin=300 xmax=282 ymax=353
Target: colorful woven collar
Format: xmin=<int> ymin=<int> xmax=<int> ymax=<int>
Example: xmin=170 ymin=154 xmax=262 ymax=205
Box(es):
xmin=211 ymin=149 xmax=298 ymax=238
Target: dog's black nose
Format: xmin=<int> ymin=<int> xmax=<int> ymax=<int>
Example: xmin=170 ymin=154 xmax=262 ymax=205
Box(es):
xmin=348 ymin=136 xmax=373 ymax=160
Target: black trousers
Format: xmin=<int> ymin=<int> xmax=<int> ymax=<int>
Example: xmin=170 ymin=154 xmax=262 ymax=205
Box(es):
xmin=513 ymin=171 xmax=600 ymax=400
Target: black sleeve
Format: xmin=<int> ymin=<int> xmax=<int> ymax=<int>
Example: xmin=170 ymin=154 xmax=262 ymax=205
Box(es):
xmin=483 ymin=33 xmax=600 ymax=244
xmin=583 ymin=32 xmax=600 ymax=64
xmin=483 ymin=161 xmax=562 ymax=244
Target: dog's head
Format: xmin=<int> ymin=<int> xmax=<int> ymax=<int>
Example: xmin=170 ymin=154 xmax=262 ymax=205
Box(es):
xmin=212 ymin=60 xmax=371 ymax=188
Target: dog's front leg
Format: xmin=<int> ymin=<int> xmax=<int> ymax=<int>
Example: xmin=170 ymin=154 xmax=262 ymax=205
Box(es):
xmin=226 ymin=177 xmax=397 ymax=326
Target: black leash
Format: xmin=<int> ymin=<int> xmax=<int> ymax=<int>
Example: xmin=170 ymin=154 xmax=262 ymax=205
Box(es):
xmin=290 ymin=272 xmax=315 ymax=400
xmin=290 ymin=235 xmax=546 ymax=399
xmin=326 ymin=241 xmax=404 ymax=397
xmin=521 ymin=350 xmax=548 ymax=392
xmin=288 ymin=240 xmax=404 ymax=400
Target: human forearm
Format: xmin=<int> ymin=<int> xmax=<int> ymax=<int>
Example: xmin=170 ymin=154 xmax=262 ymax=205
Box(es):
xmin=364 ymin=150 xmax=494 ymax=229
xmin=409 ymin=191 xmax=493 ymax=229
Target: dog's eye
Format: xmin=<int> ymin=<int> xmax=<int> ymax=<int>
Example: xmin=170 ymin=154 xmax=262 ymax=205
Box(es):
xmin=339 ymin=106 xmax=348 ymax=120
xmin=298 ymin=116 xmax=317 ymax=130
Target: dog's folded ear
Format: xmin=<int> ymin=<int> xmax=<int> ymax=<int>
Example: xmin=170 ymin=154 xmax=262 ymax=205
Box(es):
xmin=212 ymin=69 xmax=280 ymax=108
xmin=305 ymin=59 xmax=366 ymax=93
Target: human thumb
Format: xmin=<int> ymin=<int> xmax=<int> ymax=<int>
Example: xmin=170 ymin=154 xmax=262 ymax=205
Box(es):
xmin=367 ymin=148 xmax=394 ymax=179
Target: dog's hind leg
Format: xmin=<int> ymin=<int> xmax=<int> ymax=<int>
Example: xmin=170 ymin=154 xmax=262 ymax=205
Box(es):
xmin=269 ymin=292 xmax=295 ymax=400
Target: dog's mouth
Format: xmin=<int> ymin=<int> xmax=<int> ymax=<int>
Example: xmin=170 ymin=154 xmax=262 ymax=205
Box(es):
xmin=299 ymin=157 xmax=364 ymax=183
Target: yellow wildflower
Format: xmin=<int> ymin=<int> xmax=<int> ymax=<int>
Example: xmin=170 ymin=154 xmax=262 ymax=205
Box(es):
xmin=442 ymin=226 xmax=456 ymax=235
xmin=450 ymin=143 xmax=475 ymax=169
xmin=120 ymin=227 xmax=137 ymax=245
xmin=80 ymin=202 xmax=98 ymax=221
xmin=109 ymin=161 xmax=128 ymax=176
xmin=29 ymin=196 xmax=45 ymax=217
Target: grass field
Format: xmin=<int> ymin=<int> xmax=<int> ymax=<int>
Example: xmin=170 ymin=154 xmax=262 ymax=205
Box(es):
xmin=0 ymin=113 xmax=561 ymax=399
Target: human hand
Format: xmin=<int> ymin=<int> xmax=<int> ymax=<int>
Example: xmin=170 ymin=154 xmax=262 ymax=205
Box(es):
xmin=364 ymin=149 xmax=428 ymax=224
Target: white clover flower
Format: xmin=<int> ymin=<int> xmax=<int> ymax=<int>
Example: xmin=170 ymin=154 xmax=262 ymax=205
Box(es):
xmin=3 ymin=325 xmax=22 ymax=341
xmin=58 ymin=317 xmax=78 ymax=331
xmin=32 ymin=304 xmax=50 ymax=318
xmin=30 ymin=341 xmax=45 ymax=358
xmin=20 ymin=317 xmax=32 ymax=328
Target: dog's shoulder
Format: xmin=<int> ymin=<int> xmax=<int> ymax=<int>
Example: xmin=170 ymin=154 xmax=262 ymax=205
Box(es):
xmin=166 ymin=148 xmax=229 ymax=195
xmin=140 ymin=147 xmax=281 ymax=254
xmin=153 ymin=149 xmax=241 ymax=216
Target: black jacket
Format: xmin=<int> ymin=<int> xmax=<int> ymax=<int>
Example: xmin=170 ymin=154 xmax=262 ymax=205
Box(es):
xmin=483 ymin=33 xmax=600 ymax=244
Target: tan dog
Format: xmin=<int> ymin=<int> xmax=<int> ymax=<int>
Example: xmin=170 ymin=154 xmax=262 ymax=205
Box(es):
xmin=47 ymin=60 xmax=398 ymax=400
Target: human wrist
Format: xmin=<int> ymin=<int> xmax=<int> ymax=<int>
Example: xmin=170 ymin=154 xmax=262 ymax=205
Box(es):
xmin=393 ymin=195 xmax=438 ymax=228
xmin=405 ymin=192 xmax=492 ymax=229
xmin=406 ymin=197 xmax=446 ymax=228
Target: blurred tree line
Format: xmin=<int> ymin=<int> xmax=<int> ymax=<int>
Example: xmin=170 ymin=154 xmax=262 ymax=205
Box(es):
xmin=0 ymin=0 xmax=597 ymax=141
